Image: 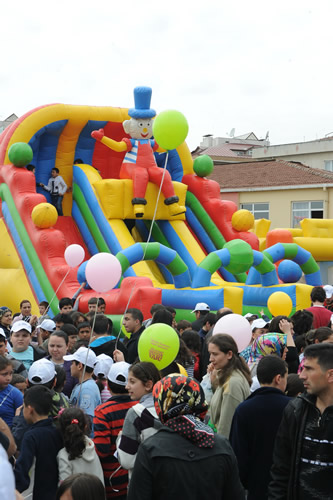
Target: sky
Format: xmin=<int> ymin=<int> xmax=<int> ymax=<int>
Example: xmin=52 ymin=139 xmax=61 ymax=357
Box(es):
xmin=1 ymin=0 xmax=333 ymax=151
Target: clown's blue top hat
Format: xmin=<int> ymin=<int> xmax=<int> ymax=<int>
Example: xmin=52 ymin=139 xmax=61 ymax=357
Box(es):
xmin=128 ymin=86 xmax=156 ymax=119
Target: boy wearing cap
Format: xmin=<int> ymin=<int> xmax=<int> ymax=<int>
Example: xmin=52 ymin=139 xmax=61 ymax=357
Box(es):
xmin=9 ymin=321 xmax=45 ymax=376
xmin=94 ymin=361 xmax=136 ymax=499
xmin=191 ymin=302 xmax=211 ymax=332
xmin=38 ymin=318 xmax=56 ymax=351
xmin=64 ymin=347 xmax=101 ymax=426
xmin=14 ymin=385 xmax=63 ymax=500
xmin=11 ymin=358 xmax=69 ymax=450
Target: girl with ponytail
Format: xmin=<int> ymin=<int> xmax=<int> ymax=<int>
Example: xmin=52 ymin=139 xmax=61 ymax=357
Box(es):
xmin=57 ymin=408 xmax=104 ymax=484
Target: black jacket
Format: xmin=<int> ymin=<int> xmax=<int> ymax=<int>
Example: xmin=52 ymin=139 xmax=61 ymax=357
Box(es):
xmin=268 ymin=393 xmax=333 ymax=499
xmin=124 ymin=325 xmax=145 ymax=364
xmin=14 ymin=417 xmax=62 ymax=499
xmin=127 ymin=427 xmax=245 ymax=500
xmin=230 ymin=387 xmax=291 ymax=500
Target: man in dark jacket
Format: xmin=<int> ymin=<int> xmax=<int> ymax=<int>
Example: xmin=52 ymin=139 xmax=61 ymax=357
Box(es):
xmin=269 ymin=343 xmax=333 ymax=499
xmin=121 ymin=308 xmax=145 ymax=364
xmin=230 ymin=355 xmax=291 ymax=499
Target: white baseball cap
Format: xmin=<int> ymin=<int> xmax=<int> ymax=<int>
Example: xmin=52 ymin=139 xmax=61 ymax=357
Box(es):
xmin=28 ymin=359 xmax=56 ymax=384
xmin=63 ymin=346 xmax=97 ymax=368
xmin=11 ymin=320 xmax=32 ymax=334
xmin=39 ymin=319 xmax=56 ymax=332
xmin=107 ymin=361 xmax=130 ymax=386
xmin=251 ymin=318 xmax=269 ymax=331
xmin=323 ymin=285 xmax=333 ymax=299
xmin=191 ymin=302 xmax=210 ymax=314
xmin=94 ymin=354 xmax=114 ymax=378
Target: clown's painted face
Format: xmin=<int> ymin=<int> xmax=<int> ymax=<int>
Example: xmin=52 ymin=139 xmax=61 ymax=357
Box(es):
xmin=124 ymin=118 xmax=153 ymax=140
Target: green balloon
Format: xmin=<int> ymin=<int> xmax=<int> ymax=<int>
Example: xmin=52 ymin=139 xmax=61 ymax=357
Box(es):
xmin=193 ymin=155 xmax=214 ymax=177
xmin=138 ymin=323 xmax=180 ymax=370
xmin=224 ymin=239 xmax=254 ymax=274
xmin=8 ymin=142 xmax=33 ymax=167
xmin=153 ymin=110 xmax=189 ymax=150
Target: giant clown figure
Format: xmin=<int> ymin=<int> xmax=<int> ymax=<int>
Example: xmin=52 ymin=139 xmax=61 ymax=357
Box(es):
xmin=91 ymin=86 xmax=185 ymax=218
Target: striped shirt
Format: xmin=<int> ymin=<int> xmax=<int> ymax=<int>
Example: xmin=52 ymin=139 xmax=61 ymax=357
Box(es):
xmin=123 ymin=138 xmax=158 ymax=165
xmin=93 ymin=395 xmax=136 ymax=498
xmin=116 ymin=392 xmax=163 ymax=477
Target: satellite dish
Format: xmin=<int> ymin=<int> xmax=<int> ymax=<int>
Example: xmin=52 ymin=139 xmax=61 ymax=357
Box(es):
xmin=229 ymin=128 xmax=235 ymax=138
xmin=265 ymin=131 xmax=269 ymax=141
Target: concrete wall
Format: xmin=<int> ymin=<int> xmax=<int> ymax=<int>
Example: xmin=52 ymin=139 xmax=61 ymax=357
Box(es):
xmin=239 ymin=186 xmax=333 ymax=229
xmin=252 ymin=139 xmax=333 ymax=170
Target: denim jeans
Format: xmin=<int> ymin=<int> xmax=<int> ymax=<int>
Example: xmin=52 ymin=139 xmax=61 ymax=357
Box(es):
xmin=51 ymin=195 xmax=64 ymax=216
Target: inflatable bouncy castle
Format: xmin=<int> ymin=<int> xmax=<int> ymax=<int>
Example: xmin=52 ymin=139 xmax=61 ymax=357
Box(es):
xmin=0 ymin=87 xmax=319 ymax=320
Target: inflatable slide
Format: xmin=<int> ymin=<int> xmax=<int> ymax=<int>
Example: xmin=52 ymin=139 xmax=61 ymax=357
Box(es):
xmin=0 ymin=96 xmax=320 ymax=319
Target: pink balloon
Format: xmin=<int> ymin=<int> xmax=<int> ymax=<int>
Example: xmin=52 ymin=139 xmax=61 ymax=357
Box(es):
xmin=213 ymin=313 xmax=252 ymax=352
xmin=64 ymin=244 xmax=85 ymax=268
xmin=85 ymin=253 xmax=122 ymax=292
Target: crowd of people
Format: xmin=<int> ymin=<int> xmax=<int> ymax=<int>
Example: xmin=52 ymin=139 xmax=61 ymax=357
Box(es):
xmin=0 ymin=285 xmax=332 ymax=499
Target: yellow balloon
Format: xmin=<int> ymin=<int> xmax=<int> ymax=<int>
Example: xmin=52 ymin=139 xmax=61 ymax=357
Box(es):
xmin=120 ymin=315 xmax=131 ymax=339
xmin=267 ymin=292 xmax=293 ymax=317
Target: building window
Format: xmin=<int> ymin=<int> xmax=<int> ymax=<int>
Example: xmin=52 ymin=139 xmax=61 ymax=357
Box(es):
xmin=324 ymin=160 xmax=333 ymax=172
xmin=292 ymin=201 xmax=324 ymax=228
xmin=240 ymin=202 xmax=269 ymax=219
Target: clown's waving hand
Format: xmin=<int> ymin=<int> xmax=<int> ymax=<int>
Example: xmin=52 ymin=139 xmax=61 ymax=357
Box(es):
xmin=91 ymin=86 xmax=185 ymax=218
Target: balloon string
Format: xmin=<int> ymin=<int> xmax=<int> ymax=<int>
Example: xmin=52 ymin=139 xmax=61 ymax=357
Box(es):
xmin=41 ymin=268 xmax=71 ymax=319
xmin=115 ymin=281 xmax=137 ymax=350
xmin=115 ymin=152 xmax=169 ymax=349
xmin=76 ymin=306 xmax=98 ymax=407
xmin=143 ymin=151 xmax=169 ymax=260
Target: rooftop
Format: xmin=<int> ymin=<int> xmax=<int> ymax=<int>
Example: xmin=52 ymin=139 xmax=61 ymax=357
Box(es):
xmin=208 ymin=159 xmax=333 ymax=191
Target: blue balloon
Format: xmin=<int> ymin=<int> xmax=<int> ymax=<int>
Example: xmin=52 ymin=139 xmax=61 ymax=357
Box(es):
xmin=77 ymin=261 xmax=91 ymax=289
xmin=278 ymin=260 xmax=302 ymax=283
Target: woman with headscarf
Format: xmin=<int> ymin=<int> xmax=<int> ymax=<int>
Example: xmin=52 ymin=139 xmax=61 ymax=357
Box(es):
xmin=248 ymin=333 xmax=288 ymax=376
xmin=268 ymin=317 xmax=298 ymax=373
xmin=127 ymin=374 xmax=244 ymax=500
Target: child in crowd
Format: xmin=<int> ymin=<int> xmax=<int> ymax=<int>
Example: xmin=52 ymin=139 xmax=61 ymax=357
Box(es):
xmin=39 ymin=167 xmax=67 ymax=216
xmin=59 ymin=297 xmax=73 ymax=314
xmin=0 ymin=355 xmax=23 ymax=427
xmin=57 ymin=407 xmax=104 ymax=483
xmin=55 ymin=473 xmax=106 ymax=500
xmin=116 ymin=361 xmax=162 ymax=478
xmin=64 ymin=347 xmax=101 ymax=429
xmin=38 ymin=318 xmax=56 ymax=351
xmin=48 ymin=330 xmax=77 ymax=397
xmin=181 ymin=329 xmax=202 ymax=380
xmin=61 ymin=324 xmax=79 ymax=353
xmin=11 ymin=359 xmax=69 ymax=451
xmin=38 ymin=300 xmax=49 ymax=318
xmin=94 ymin=354 xmax=114 ymax=403
xmin=14 ymin=385 xmax=63 ymax=499
xmin=11 ymin=374 xmax=27 ymax=395
xmin=94 ymin=361 xmax=136 ymax=499
xmin=77 ymin=322 xmax=92 ymax=341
